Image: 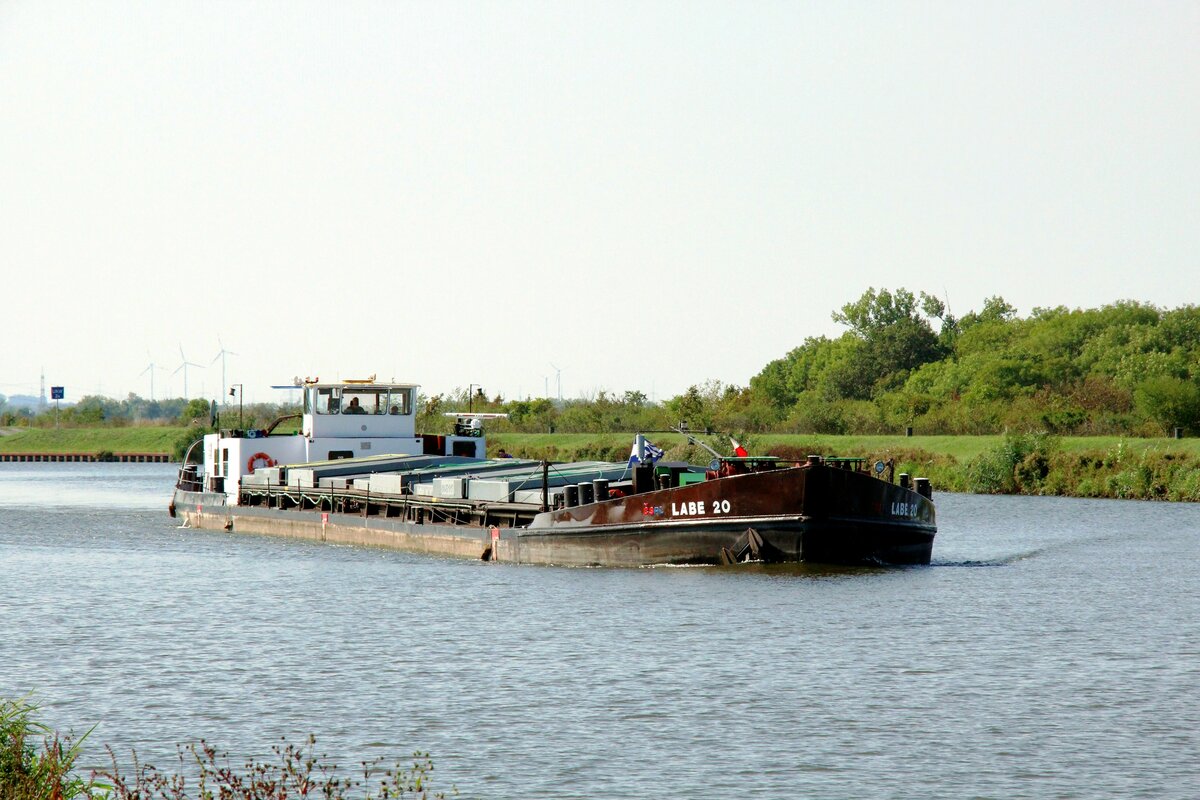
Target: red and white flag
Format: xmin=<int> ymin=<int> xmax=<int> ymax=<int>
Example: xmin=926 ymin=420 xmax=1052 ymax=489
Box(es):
xmin=730 ymin=437 xmax=749 ymax=457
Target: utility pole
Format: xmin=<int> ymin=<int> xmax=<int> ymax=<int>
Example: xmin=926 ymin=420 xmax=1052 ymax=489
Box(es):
xmin=229 ymin=384 xmax=243 ymax=429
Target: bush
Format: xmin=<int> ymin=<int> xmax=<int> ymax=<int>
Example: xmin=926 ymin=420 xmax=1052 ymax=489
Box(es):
xmin=95 ymin=737 xmax=446 ymax=800
xmin=0 ymin=696 xmax=94 ymax=800
xmin=1135 ymin=376 xmax=1200 ymax=435
xmin=172 ymin=429 xmax=212 ymax=463
xmin=966 ymin=432 xmax=1060 ymax=494
xmin=784 ymin=395 xmax=844 ymax=434
xmin=0 ymin=697 xmax=448 ymax=800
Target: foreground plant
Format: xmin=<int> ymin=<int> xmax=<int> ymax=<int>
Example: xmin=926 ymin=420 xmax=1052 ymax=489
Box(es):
xmin=0 ymin=696 xmax=95 ymax=800
xmin=94 ymin=736 xmax=447 ymax=800
xmin=0 ymin=698 xmax=449 ymax=800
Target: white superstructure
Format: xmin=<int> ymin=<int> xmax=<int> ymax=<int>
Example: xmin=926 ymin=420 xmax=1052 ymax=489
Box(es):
xmin=198 ymin=381 xmax=486 ymax=503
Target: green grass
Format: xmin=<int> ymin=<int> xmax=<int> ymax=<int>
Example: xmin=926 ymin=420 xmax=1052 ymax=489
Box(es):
xmin=0 ymin=426 xmax=192 ymax=454
xmin=488 ymin=432 xmax=1200 ymax=463
xmin=3 ymin=426 xmax=1198 ymax=471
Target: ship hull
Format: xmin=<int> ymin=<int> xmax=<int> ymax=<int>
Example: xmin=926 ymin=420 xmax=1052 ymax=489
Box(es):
xmin=171 ymin=463 xmax=935 ymax=567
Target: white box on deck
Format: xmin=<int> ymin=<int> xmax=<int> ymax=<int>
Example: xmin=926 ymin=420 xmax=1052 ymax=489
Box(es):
xmin=369 ymin=474 xmax=406 ymax=495
xmin=289 ymin=468 xmax=317 ymax=488
xmin=513 ymin=488 xmax=562 ymax=506
xmin=433 ymin=477 xmax=464 ymax=498
xmin=256 ymin=467 xmax=283 ymax=485
xmin=318 ymin=477 xmax=351 ymax=489
xmin=414 ymin=483 xmax=435 ymax=496
xmin=467 ymin=479 xmax=516 ymax=502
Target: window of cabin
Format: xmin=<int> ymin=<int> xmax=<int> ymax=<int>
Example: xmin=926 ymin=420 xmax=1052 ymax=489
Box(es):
xmin=342 ymin=389 xmax=385 ymax=415
xmin=387 ymin=388 xmax=413 ymax=415
xmin=315 ymin=387 xmax=341 ymax=414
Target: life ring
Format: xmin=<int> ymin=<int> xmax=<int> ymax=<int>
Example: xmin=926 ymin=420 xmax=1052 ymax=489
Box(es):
xmin=247 ymin=452 xmax=276 ymax=473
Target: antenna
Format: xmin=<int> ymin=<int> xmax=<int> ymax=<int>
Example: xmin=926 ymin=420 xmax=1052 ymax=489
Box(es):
xmin=173 ymin=344 xmax=202 ymax=400
xmin=211 ymin=337 xmax=239 ymax=401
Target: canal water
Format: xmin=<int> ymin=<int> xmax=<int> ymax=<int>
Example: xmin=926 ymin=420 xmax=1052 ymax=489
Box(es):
xmin=1 ymin=463 xmax=1197 ymax=799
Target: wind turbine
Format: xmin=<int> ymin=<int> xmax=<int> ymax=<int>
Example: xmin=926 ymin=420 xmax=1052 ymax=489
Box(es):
xmin=550 ymin=363 xmax=566 ymax=402
xmin=211 ymin=337 xmax=238 ymax=401
xmin=139 ymin=356 xmax=164 ymax=401
xmin=173 ymin=345 xmax=202 ymax=400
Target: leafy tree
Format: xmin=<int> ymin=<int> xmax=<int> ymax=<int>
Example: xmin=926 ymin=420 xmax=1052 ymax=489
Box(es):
xmin=1135 ymin=376 xmax=1200 ymax=434
xmin=179 ymin=398 xmax=212 ymax=425
xmin=504 ymin=397 xmax=556 ymax=431
xmin=832 ymin=287 xmax=924 ymax=335
xmin=959 ymin=295 xmax=1017 ymax=330
xmin=828 ymin=287 xmax=944 ymax=399
xmin=622 ymin=390 xmax=648 ymax=407
xmin=73 ymin=396 xmax=107 ymax=425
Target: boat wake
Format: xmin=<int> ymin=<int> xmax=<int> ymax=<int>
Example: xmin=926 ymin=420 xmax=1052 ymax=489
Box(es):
xmin=932 ymin=542 xmax=1062 ymax=567
xmin=930 ymin=558 xmax=1010 ymax=568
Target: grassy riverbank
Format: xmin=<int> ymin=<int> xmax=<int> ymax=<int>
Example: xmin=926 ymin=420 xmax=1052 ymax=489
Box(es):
xmin=3 ymin=427 xmax=1197 ymax=501
xmin=487 ymin=432 xmax=1200 ymax=502
xmin=490 ymin=432 xmax=1200 ymax=463
xmin=0 ymin=426 xmax=190 ymax=454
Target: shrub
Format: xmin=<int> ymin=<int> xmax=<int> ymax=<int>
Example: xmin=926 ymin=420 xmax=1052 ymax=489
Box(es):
xmin=0 ymin=697 xmax=448 ymax=800
xmin=95 ymin=736 xmax=446 ymax=800
xmin=966 ymin=432 xmax=1060 ymax=494
xmin=0 ymin=696 xmax=94 ymax=800
xmin=172 ymin=430 xmax=212 ymax=463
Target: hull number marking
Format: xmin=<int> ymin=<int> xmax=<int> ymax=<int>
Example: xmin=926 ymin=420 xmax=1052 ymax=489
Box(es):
xmin=671 ymin=499 xmax=732 ymax=517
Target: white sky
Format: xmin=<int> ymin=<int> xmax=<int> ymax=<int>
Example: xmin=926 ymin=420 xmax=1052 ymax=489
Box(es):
xmin=2 ymin=1 xmax=1197 ymax=404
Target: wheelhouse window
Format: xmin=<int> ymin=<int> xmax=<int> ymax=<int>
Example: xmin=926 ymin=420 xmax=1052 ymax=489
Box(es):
xmin=387 ymin=388 xmax=413 ymax=415
xmin=313 ymin=387 xmax=341 ymax=415
xmin=342 ymin=389 xmax=386 ymax=415
xmin=309 ymin=386 xmax=412 ymax=416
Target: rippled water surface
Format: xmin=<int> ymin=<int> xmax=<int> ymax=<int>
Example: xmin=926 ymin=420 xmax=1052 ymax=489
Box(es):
xmin=2 ymin=463 xmax=1198 ymax=798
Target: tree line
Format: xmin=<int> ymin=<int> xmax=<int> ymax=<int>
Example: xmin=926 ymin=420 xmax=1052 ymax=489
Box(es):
xmin=0 ymin=394 xmax=215 ymax=428
xmin=746 ymin=289 xmax=1200 ymax=437
xmin=443 ymin=288 xmax=1200 ymax=438
xmin=8 ymin=288 xmax=1199 ymax=437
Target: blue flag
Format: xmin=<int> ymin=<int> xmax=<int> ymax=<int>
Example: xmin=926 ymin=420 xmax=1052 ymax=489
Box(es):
xmin=628 ymin=437 xmax=664 ymax=467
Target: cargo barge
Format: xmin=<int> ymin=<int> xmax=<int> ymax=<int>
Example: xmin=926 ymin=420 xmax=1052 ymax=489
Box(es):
xmin=169 ymin=380 xmax=936 ymax=566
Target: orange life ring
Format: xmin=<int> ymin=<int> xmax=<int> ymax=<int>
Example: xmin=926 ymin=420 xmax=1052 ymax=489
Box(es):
xmin=247 ymin=452 xmax=276 ymax=473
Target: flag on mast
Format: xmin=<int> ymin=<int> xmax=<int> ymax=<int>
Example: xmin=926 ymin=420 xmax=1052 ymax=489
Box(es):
xmin=730 ymin=436 xmax=749 ymax=458
xmin=628 ymin=436 xmax=665 ymax=466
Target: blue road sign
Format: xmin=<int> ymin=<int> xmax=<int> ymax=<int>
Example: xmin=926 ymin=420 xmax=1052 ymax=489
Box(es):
xmin=51 ymin=386 xmax=64 ymax=400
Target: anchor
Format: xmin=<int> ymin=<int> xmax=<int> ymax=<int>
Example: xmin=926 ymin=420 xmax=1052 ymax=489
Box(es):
xmin=719 ymin=527 xmax=763 ymax=565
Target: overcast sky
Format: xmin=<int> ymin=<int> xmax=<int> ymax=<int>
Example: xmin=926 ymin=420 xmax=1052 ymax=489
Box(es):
xmin=2 ymin=1 xmax=1197 ymax=405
